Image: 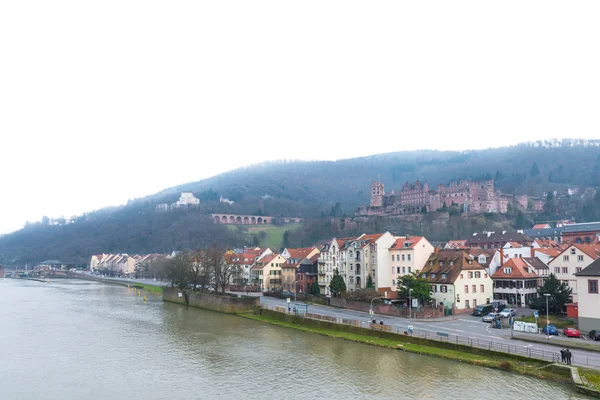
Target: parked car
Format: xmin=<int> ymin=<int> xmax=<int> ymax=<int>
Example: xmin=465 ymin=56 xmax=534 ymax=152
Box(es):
xmin=588 ymin=330 xmax=600 ymax=341
xmin=472 ymin=304 xmax=494 ymax=316
xmin=563 ymin=327 xmax=581 ymax=338
xmin=542 ymin=324 xmax=559 ymax=335
xmin=499 ymin=308 xmax=517 ymax=318
xmin=482 ymin=313 xmax=498 ymax=323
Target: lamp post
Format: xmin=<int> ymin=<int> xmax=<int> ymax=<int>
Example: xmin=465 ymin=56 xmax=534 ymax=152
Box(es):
xmin=370 ymin=296 xmax=385 ymax=321
xmin=409 ymin=288 xmax=414 ymax=319
xmin=544 ymin=293 xmax=551 ymax=339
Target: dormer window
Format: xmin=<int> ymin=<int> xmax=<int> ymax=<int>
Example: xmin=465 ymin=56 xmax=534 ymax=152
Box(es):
xmin=503 ymin=267 xmax=512 ymax=274
xmin=431 ymin=273 xmax=437 ymax=278
xmin=450 ymin=261 xmax=454 ymax=266
xmin=422 ymin=273 xmax=427 ymax=278
xmin=441 ymin=273 xmax=447 ymax=279
xmin=429 ymin=261 xmax=433 ymax=266
xmin=439 ymin=261 xmax=443 ymax=266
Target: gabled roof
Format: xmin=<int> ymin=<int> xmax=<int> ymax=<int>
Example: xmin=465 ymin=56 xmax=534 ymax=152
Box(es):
xmin=251 ymin=253 xmax=279 ymax=269
xmin=467 ymin=231 xmax=533 ymax=246
xmin=422 ymin=250 xmax=485 ymax=284
xmin=389 ymin=236 xmax=424 ymax=250
xmin=533 ymin=223 xmax=551 ymax=229
xmin=286 ymin=247 xmax=317 ymax=260
xmin=445 ymin=240 xmax=468 ymax=249
xmin=561 ymin=222 xmax=600 ymax=234
xmin=534 ymin=248 xmax=561 ymax=257
xmin=492 ymin=258 xmax=538 ymax=279
xmin=551 ymin=244 xmax=600 ymax=263
xmin=523 ymin=257 xmax=549 ymax=270
xmin=575 ymin=258 xmax=600 ymax=277
xmin=504 ymin=242 xmax=522 ymax=248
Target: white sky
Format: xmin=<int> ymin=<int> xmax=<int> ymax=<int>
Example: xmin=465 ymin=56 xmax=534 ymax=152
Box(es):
xmin=1 ymin=1 xmax=599 ymax=235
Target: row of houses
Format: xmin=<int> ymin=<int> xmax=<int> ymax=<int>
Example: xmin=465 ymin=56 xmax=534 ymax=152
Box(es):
xmin=90 ymin=253 xmax=167 ymax=275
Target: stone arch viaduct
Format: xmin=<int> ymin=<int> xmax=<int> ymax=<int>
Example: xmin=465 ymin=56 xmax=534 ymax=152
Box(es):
xmin=211 ymin=214 xmax=303 ymax=225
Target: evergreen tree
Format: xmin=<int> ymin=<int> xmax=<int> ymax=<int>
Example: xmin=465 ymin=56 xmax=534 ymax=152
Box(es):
xmin=366 ymin=274 xmax=375 ymax=289
xmin=310 ymin=281 xmax=320 ymax=296
xmin=396 ymin=270 xmax=432 ymax=303
xmin=329 ymin=268 xmax=346 ymax=297
xmin=529 ymin=274 xmax=572 ymax=313
xmin=530 ymin=162 xmax=541 ymax=176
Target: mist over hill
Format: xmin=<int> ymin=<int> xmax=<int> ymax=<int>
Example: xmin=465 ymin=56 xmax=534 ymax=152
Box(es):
xmin=1 ymin=139 xmax=599 ymax=265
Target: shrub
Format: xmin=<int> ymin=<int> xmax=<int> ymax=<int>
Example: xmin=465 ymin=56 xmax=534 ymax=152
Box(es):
xmin=499 ymin=360 xmax=511 ymax=370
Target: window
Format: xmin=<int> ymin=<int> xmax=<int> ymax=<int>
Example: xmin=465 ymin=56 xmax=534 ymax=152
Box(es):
xmin=397 ymin=267 xmax=401 ymax=274
xmin=578 ymin=255 xmax=584 ymax=262
xmin=480 ymin=284 xmax=484 ymax=292
xmin=422 ymin=273 xmax=427 ymax=278
xmin=484 ymin=273 xmax=488 ymax=278
xmin=441 ymin=273 xmax=447 ymax=279
xmin=450 ymin=261 xmax=454 ymax=266
xmin=554 ymin=267 xmax=560 ymax=274
xmin=402 ymin=255 xmax=405 ymax=261
xmin=407 ymin=254 xmax=411 ymax=261
xmin=464 ymin=285 xmax=469 ymax=293
xmin=472 ymin=285 xmax=476 ymax=293
xmin=475 ymin=271 xmax=481 ymax=278
xmin=431 ymin=273 xmax=437 ymax=278
xmin=392 ymin=279 xmax=395 ymax=286
xmin=460 ymin=274 xmax=463 ymax=279
xmin=408 ymin=267 xmax=411 ymax=273
xmin=571 ymin=248 xmax=576 ymax=255
xmin=402 ymin=267 xmax=406 ymax=274
xmin=589 ymin=280 xmax=599 ymax=294
xmin=563 ymin=255 xmax=569 ymax=262
xmin=576 ymin=267 xmax=582 ymax=273
xmin=503 ymin=268 xmax=512 ymax=274
xmin=465 ymin=300 xmax=470 ymax=309
xmin=441 ymin=285 xmax=447 ymax=293
xmin=562 ymin=267 xmax=568 ymax=274
xmin=468 ymin=272 xmax=473 ymax=279
xmin=431 ymin=285 xmax=437 ymax=292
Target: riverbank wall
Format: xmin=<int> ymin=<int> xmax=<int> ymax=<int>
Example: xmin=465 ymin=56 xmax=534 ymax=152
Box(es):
xmin=163 ymin=288 xmax=259 ymax=314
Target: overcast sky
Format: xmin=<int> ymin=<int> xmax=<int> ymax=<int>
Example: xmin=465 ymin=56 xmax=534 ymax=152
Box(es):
xmin=1 ymin=1 xmax=599 ymax=235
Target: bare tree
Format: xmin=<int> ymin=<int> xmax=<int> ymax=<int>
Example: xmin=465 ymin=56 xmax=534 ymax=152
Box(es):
xmin=207 ymin=244 xmax=240 ymax=294
xmin=165 ymin=252 xmax=193 ymax=289
xmin=189 ymin=250 xmax=211 ymax=290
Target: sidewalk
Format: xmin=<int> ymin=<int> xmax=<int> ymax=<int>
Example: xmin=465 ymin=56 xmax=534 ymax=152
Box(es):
xmin=511 ymin=331 xmax=600 ymax=353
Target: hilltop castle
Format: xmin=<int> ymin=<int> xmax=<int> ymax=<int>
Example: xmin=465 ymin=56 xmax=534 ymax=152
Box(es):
xmin=356 ymin=179 xmax=543 ymax=217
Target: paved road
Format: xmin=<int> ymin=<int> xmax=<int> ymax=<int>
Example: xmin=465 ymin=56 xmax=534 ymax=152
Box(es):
xmin=259 ymin=296 xmax=600 ymax=369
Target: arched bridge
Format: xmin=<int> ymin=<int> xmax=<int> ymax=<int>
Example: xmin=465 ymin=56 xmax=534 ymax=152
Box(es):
xmin=211 ymin=214 xmax=303 ymax=225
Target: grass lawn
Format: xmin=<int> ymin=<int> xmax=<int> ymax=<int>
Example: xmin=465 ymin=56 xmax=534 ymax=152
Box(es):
xmin=239 ymin=312 xmax=564 ymax=382
xmin=580 ymin=368 xmax=600 ymax=391
xmin=132 ymin=283 xmax=164 ymax=295
xmin=227 ymin=223 xmax=302 ymax=248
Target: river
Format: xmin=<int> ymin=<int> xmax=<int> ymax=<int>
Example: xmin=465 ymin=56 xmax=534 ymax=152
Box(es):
xmin=0 ymin=279 xmax=591 ymax=399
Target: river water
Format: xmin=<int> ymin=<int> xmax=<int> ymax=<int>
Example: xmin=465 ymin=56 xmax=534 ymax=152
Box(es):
xmin=0 ymin=279 xmax=591 ymax=399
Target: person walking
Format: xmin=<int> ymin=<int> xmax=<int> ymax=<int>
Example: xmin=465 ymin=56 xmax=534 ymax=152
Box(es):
xmin=566 ymin=349 xmax=572 ymax=365
xmin=380 ymin=320 xmax=384 ymax=325
xmin=560 ymin=349 xmax=566 ymax=363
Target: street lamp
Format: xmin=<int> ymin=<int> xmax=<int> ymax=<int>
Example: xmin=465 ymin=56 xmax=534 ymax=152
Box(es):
xmin=409 ymin=288 xmax=414 ymax=319
xmin=544 ymin=293 xmax=551 ymax=339
xmin=370 ymin=296 xmax=385 ymax=321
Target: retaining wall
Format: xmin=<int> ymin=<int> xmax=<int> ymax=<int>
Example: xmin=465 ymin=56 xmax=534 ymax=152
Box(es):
xmin=163 ymin=288 xmax=259 ymax=313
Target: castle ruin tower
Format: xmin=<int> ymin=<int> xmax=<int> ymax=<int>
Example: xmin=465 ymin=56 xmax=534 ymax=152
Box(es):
xmin=370 ymin=180 xmax=384 ymax=207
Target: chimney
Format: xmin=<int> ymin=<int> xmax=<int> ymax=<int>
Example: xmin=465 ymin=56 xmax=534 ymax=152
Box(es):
xmin=530 ymin=247 xmax=535 ymax=258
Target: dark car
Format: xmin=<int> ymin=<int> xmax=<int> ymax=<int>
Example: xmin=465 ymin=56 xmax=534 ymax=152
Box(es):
xmin=491 ymin=301 xmax=507 ymax=313
xmin=589 ymin=330 xmax=600 ymax=341
xmin=472 ymin=304 xmax=494 ymax=316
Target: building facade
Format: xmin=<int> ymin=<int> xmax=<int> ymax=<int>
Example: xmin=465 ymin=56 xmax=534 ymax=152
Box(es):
xmin=389 ymin=236 xmax=435 ymax=291
xmin=548 ymin=244 xmax=600 ymax=302
xmin=575 ymin=259 xmax=600 ymax=332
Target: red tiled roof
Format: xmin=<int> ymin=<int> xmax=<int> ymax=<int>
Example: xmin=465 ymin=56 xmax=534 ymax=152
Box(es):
xmin=492 ymin=258 xmax=537 ymax=279
xmin=533 ymin=224 xmax=551 ymax=229
xmin=445 ymin=240 xmax=468 ymax=249
xmin=389 ymin=236 xmax=424 ymax=250
xmin=360 ymin=233 xmax=384 ymax=241
xmin=534 ymin=248 xmax=560 ymax=257
xmin=287 ymin=247 xmax=317 ymax=259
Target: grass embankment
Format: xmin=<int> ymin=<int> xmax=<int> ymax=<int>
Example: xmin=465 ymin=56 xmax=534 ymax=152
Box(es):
xmin=581 ymin=369 xmax=600 ymax=391
xmin=132 ymin=283 xmax=164 ymax=295
xmin=226 ymin=223 xmax=302 ymax=248
xmin=239 ymin=312 xmax=568 ymax=383
xmin=516 ymin=314 xmax=576 ymax=329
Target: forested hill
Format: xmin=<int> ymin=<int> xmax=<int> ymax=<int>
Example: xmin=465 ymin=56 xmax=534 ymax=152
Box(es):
xmin=137 ymin=139 xmax=600 ymax=217
xmin=1 ymin=139 xmax=599 ymax=265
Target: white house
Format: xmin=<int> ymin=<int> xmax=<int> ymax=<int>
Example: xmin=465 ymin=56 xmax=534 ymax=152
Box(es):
xmin=548 ymin=244 xmax=600 ymax=302
xmin=575 ymin=259 xmax=600 ymax=332
xmin=173 ymin=192 xmax=200 ymax=207
xmin=389 ymin=235 xmax=435 ymax=291
xmin=422 ymin=250 xmax=494 ymax=312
